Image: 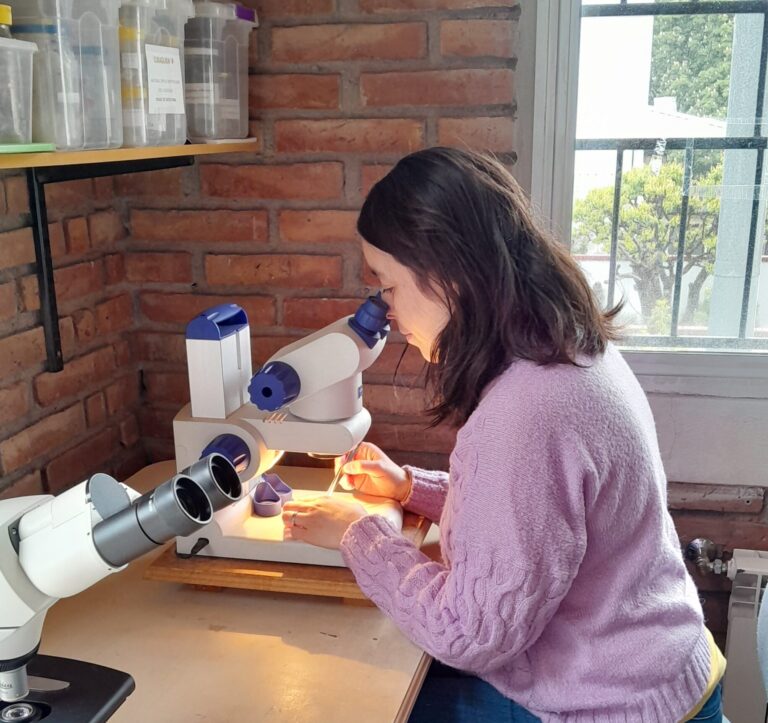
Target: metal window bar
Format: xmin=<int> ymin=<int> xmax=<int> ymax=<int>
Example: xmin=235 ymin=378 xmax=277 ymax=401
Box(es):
xmin=577 ymin=1 xmax=768 ymax=343
xmin=671 ymin=140 xmax=695 ymax=337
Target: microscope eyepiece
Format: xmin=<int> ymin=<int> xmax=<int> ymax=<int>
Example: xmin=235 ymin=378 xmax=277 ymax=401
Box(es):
xmin=93 ymin=471 xmax=216 ymax=568
xmin=182 ymin=453 xmax=242 ymax=510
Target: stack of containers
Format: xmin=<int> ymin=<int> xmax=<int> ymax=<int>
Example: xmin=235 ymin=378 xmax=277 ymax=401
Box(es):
xmin=119 ymin=0 xmax=193 ymax=146
xmin=184 ymin=0 xmax=255 ymax=141
xmin=0 ymin=4 xmax=37 ymax=145
xmin=11 ymin=0 xmax=123 ymax=150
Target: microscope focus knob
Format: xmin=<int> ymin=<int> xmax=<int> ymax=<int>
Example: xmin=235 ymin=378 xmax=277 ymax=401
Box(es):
xmin=249 ymin=361 xmax=301 ymax=411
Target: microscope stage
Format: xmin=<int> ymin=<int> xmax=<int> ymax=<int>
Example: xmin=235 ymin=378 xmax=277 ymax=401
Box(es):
xmin=176 ymin=467 xmax=403 ymax=568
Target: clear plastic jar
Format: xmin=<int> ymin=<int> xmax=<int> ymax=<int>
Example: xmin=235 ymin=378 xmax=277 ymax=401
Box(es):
xmin=11 ymin=0 xmax=123 ymax=150
xmin=119 ymin=0 xmax=194 ymax=147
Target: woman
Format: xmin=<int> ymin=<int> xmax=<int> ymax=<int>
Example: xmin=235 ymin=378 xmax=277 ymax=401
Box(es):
xmin=282 ymin=147 xmax=725 ymax=722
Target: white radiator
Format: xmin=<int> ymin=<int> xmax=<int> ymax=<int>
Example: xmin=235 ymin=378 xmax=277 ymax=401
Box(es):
xmin=723 ymin=549 xmax=768 ymax=723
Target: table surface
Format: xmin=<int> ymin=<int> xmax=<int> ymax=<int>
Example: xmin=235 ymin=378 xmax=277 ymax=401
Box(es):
xmin=38 ymin=462 xmax=436 ymax=723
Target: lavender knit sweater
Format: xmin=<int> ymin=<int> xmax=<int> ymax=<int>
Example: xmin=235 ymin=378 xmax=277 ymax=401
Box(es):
xmin=340 ymin=344 xmax=710 ymax=722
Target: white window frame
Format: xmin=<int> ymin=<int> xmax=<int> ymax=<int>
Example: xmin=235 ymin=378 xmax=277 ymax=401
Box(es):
xmin=515 ymin=0 xmax=768 ymax=392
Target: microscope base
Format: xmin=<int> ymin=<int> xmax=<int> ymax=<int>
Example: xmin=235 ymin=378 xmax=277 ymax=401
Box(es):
xmin=0 ymin=655 xmax=134 ymax=723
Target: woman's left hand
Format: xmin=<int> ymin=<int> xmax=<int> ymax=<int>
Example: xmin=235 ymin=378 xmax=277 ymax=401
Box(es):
xmin=282 ymin=496 xmax=368 ymax=549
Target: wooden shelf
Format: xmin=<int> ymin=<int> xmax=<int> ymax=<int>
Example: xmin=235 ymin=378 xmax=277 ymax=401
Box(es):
xmin=0 ymin=139 xmax=259 ymax=170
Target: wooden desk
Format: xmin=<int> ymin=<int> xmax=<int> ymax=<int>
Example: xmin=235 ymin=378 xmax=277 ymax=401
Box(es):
xmin=38 ymin=463 xmax=434 ymax=722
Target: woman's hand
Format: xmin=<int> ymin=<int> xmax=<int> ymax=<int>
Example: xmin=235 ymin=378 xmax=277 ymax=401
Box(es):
xmin=282 ymin=496 xmax=368 ymax=549
xmin=337 ymin=442 xmax=412 ymax=502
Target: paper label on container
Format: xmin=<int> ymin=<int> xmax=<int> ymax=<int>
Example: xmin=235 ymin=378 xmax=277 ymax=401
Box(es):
xmin=145 ymin=44 xmax=184 ymax=115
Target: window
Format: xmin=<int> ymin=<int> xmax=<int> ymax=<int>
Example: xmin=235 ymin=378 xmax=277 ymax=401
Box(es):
xmin=535 ymin=0 xmax=768 ymax=353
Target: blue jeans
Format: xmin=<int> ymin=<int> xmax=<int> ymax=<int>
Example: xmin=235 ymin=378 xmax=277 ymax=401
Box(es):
xmin=408 ymin=661 xmax=723 ymax=723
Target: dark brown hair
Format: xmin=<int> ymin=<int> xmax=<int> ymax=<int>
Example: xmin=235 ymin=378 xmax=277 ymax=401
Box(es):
xmin=357 ymin=147 xmax=622 ymax=427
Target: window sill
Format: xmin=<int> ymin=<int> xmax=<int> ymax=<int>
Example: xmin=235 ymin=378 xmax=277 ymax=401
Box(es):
xmin=622 ymin=348 xmax=768 ymax=398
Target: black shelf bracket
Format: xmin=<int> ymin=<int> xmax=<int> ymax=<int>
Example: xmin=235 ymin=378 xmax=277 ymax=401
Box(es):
xmin=26 ymin=155 xmax=195 ymax=373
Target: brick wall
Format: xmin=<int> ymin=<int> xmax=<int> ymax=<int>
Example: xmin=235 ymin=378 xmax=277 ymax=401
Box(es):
xmin=0 ymin=0 xmax=765 ymax=645
xmin=0 ymin=172 xmax=142 ymax=500
xmin=129 ymin=0 xmax=519 ymax=468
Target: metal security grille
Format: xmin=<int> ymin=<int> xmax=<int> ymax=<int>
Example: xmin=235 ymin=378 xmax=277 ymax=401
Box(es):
xmin=576 ymin=1 xmax=768 ymax=349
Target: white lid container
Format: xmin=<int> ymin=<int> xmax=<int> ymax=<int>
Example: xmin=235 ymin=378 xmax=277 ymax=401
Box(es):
xmin=0 ymin=36 xmax=37 ymax=145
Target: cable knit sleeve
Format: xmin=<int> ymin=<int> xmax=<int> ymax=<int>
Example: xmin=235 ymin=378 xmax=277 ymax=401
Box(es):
xmin=339 ymin=397 xmax=589 ymax=674
xmin=400 ymin=465 xmax=449 ymax=522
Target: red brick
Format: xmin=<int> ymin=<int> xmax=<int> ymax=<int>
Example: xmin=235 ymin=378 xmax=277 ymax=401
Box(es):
xmin=105 ymin=374 xmax=141 ymax=416
xmin=105 ymin=253 xmax=125 ymax=285
xmin=130 ymin=209 xmax=269 ymax=243
xmin=0 ymin=404 xmax=86 ymax=474
xmin=96 ymin=294 xmax=134 ymax=335
xmin=19 ymin=276 xmax=39 ymax=312
xmin=119 ymin=414 xmax=141 ymax=448
xmin=0 ymin=382 xmax=30 ymax=428
xmin=125 ymin=252 xmax=193 ymax=283
xmin=440 ymin=19 xmax=515 ymax=58
xmin=72 ymin=308 xmax=96 ymax=343
xmin=364 ymin=383 xmax=428 ymax=417
xmin=252 ymin=335 xmax=302 ymax=366
xmin=437 ymin=115 xmax=515 ymax=153
xmin=361 ymin=164 xmax=393 ymax=198
xmin=276 ymin=118 xmax=424 ymax=154
xmin=45 ymin=427 xmax=120 ymax=493
xmin=0 ymin=282 xmax=16 ymax=321
xmin=3 ymin=176 xmax=28 ymax=215
xmin=138 ymin=406 xmax=175 ymax=440
xmin=283 ymin=297 xmax=361 ymax=329
xmin=114 ymin=168 xmax=185 ymax=197
xmin=673 ymin=512 xmax=768 ymax=552
xmin=113 ymin=445 xmax=147 ymax=480
xmin=206 ymin=254 xmax=342 ymax=289
xmin=85 ymin=392 xmax=107 ymax=427
xmin=134 ymin=331 xmax=186 ymax=364
xmin=34 ymin=346 xmax=116 ymax=406
xmin=89 ymin=210 xmax=126 ymax=247
xmin=272 ymin=23 xmax=426 ymax=63
xmin=367 ymin=421 xmax=456 ymax=454
xmin=54 ymin=260 xmax=104 ymax=302
xmin=0 ymin=227 xmax=35 ymax=270
xmin=59 ymin=317 xmax=76 ymax=359
xmin=0 ymin=327 xmax=45 ymax=378
xmin=45 ymin=179 xmax=93 ymax=215
xmin=92 ymin=176 xmax=114 ymax=204
xmin=64 ymin=216 xmax=90 ymax=255
xmin=0 ymin=471 xmax=44 ymax=500
xmin=114 ymin=339 xmax=133 ymax=367
xmin=0 ymin=178 xmax=6 ymax=215
xmin=49 ymin=222 xmax=66 ymax=259
xmin=249 ymin=74 xmax=340 ymax=110
xmin=250 ymin=0 xmax=333 ymax=19
xmin=361 ymin=0 xmax=509 ymax=10
xmin=139 ymin=292 xmax=276 ymax=327
xmin=144 ymin=371 xmax=190 ymax=405
xmin=202 ymin=163 xmax=344 ymax=200
xmin=279 ymin=210 xmax=359 ymax=244
xmin=361 ymin=68 xmax=514 ymax=107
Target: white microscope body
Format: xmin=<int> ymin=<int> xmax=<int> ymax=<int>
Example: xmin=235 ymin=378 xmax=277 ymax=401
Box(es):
xmin=0 ymin=455 xmax=241 ymax=722
xmin=172 ymin=295 xmax=390 ymax=563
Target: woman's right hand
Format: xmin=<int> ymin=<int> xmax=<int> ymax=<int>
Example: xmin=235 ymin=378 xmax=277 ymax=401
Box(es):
xmin=338 ymin=442 xmax=412 ymax=502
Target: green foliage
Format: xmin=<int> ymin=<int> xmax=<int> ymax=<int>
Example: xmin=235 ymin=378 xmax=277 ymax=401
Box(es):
xmin=572 ymin=161 xmax=722 ymax=326
xmin=649 ymin=14 xmax=733 ymax=119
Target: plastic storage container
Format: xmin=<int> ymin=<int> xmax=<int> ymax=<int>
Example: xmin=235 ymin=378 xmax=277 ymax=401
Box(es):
xmin=11 ymin=0 xmax=123 ymax=150
xmin=184 ymin=0 xmax=255 ymax=141
xmin=0 ymin=36 xmax=36 ymax=144
xmin=119 ymin=0 xmax=194 ymax=147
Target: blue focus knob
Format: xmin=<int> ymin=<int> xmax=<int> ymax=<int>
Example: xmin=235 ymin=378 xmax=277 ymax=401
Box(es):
xmin=201 ymin=434 xmax=251 ymax=474
xmin=248 ymin=361 xmax=301 ymax=411
xmin=349 ymin=292 xmax=390 ymax=349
